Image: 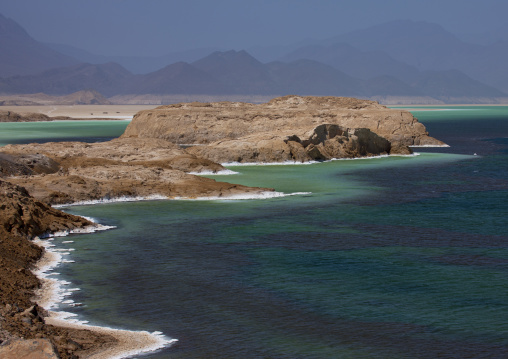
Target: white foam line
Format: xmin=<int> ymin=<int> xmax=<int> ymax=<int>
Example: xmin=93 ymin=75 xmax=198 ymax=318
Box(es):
xmin=52 ymin=190 xmax=312 ymax=207
xmin=411 ymin=144 xmax=450 ymax=148
xmin=221 ymin=153 xmax=422 ymax=167
xmin=189 ymin=169 xmax=240 ymax=175
xmin=32 ymin=220 xmax=177 ymax=359
xmin=53 ymin=195 xmax=169 ymax=208
xmin=222 ymin=160 xmax=319 ymax=166
xmin=330 ymin=153 xmax=421 ymax=161
xmin=39 ymin=223 xmax=117 ymax=237
xmin=173 ymin=191 xmax=311 ymax=201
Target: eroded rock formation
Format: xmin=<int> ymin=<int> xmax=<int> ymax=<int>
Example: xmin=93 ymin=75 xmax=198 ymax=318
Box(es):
xmin=122 ymin=95 xmax=445 ymax=163
xmin=0 ymin=111 xmax=53 ymax=122
xmin=1 ymin=138 xmax=272 ymax=205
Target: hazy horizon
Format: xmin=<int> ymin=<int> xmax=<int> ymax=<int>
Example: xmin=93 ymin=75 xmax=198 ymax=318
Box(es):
xmin=2 ymin=0 xmax=508 ymax=57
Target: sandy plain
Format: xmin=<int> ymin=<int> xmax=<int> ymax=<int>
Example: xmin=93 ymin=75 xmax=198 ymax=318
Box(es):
xmin=0 ymin=105 xmax=157 ymax=119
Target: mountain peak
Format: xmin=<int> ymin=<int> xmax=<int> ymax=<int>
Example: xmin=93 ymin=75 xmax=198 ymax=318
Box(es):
xmin=193 ymin=49 xmax=262 ymax=67
xmin=0 ymin=13 xmax=31 ymax=39
xmin=0 ymin=13 xmax=79 ymax=77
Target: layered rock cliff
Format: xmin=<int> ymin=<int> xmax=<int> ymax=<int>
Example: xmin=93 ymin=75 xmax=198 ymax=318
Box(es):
xmin=122 ymin=95 xmax=445 ymax=163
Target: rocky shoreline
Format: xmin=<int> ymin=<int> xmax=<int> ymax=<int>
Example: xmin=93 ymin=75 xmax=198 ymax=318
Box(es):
xmin=0 ymin=96 xmax=445 ymax=358
xmin=124 ymin=95 xmax=445 ymax=163
xmin=0 ymin=180 xmax=119 ymax=358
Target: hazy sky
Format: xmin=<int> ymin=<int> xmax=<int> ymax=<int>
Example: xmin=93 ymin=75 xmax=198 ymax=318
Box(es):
xmin=2 ymin=0 xmax=507 ymax=56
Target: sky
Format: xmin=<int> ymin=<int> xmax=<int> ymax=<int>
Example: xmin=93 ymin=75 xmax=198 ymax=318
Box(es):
xmin=2 ymin=0 xmax=508 ymax=57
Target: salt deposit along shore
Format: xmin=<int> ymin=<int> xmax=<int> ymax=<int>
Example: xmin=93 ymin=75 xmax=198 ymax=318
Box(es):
xmin=0 ymin=96 xmax=447 ymax=357
xmin=33 ymin=235 xmax=178 ymax=359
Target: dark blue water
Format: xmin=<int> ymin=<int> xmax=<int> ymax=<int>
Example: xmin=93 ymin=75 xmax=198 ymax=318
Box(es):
xmin=3 ymin=107 xmax=508 ymax=358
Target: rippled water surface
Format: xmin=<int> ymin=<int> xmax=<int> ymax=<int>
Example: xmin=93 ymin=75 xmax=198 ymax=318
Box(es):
xmin=2 ymin=107 xmax=508 ymax=358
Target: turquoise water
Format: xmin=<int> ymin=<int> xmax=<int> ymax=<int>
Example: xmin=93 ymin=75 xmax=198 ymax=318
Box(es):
xmin=2 ymin=107 xmax=508 ymax=358
xmin=0 ymin=120 xmax=129 ymax=146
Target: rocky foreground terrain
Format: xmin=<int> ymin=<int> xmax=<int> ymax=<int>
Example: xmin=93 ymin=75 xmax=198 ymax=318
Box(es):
xmin=0 ymin=95 xmax=444 ymax=358
xmin=0 ymin=179 xmax=117 ymax=358
xmin=0 ymin=137 xmax=271 ymax=205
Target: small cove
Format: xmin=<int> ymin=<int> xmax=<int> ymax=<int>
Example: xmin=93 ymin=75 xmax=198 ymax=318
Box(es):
xmin=1 ymin=107 xmax=508 ymax=358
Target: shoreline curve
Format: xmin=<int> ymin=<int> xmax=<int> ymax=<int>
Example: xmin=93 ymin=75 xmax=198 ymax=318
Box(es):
xmin=33 ymin=224 xmax=178 ymax=359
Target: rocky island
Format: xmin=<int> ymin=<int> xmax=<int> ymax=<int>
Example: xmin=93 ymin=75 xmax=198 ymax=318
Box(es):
xmin=124 ymin=95 xmax=444 ymax=163
xmin=0 ymin=96 xmax=444 ymax=358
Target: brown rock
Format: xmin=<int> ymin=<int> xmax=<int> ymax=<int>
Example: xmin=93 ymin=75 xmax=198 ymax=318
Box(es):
xmin=0 ymin=153 xmax=60 ymax=177
xmin=121 ymin=95 xmax=445 ymax=163
xmin=0 ymin=111 xmax=52 ymax=122
xmin=187 ymin=124 xmax=392 ymax=163
xmin=0 ymin=339 xmax=59 ymax=359
xmin=0 ymin=179 xmax=119 ymax=358
xmin=1 ymin=137 xmax=273 ymax=205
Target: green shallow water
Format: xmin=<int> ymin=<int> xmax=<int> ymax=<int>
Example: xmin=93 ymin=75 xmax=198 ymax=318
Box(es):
xmin=0 ymin=120 xmax=129 ymax=146
xmin=2 ymin=107 xmax=508 ymax=358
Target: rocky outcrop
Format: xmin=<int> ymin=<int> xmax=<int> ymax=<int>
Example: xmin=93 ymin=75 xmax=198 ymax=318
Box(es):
xmin=0 ymin=109 xmax=115 ymax=122
xmin=0 ymin=95 xmax=446 ymax=357
xmin=0 ymin=136 xmax=273 ymax=356
xmin=188 ymin=124 xmax=392 ymax=163
xmin=1 ymin=138 xmax=273 ymax=205
xmin=0 ymin=179 xmax=119 ymax=359
xmin=0 ymin=180 xmax=92 ymax=239
xmin=0 ymin=338 xmax=59 ymax=359
xmin=122 ymin=95 xmax=445 ymax=163
xmin=0 ymin=111 xmax=53 ymax=122
xmin=0 ymin=153 xmax=60 ymax=177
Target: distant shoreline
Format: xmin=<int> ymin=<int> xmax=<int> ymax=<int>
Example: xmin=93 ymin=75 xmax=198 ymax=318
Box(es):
xmin=0 ymin=105 xmax=156 ymax=121
xmin=390 ymin=104 xmax=508 ymax=109
xmin=1 ymin=102 xmax=506 ymax=123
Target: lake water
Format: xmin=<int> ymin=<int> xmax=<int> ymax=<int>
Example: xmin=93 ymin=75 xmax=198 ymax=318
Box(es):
xmin=0 ymin=120 xmax=130 ymax=146
xmin=1 ymin=107 xmax=508 ymax=358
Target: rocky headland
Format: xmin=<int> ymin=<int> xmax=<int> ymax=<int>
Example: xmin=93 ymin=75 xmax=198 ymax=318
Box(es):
xmin=0 ymin=95 xmax=445 ymax=358
xmin=0 ymin=137 xmax=272 ymax=205
xmin=123 ymin=95 xmax=445 ymax=163
xmin=0 ymin=179 xmax=117 ymax=358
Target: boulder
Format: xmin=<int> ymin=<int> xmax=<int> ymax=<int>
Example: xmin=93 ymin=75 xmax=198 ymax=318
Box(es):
xmin=187 ymin=124 xmax=392 ymax=163
xmin=0 ymin=153 xmax=60 ymax=177
xmin=0 ymin=339 xmax=59 ymax=359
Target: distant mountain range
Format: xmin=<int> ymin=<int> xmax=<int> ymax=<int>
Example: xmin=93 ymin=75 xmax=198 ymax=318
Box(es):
xmin=1 ymin=13 xmax=507 ymax=104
